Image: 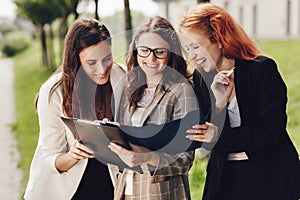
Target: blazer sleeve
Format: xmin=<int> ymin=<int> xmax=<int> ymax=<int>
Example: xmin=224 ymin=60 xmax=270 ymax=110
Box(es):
xmin=37 ymin=78 xmax=68 ymax=174
xmin=216 ymin=57 xmax=289 ymax=155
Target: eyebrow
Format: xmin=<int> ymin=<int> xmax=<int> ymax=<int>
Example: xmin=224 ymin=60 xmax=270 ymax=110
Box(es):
xmin=188 ymin=42 xmax=201 ymax=46
xmin=85 ymin=59 xmax=97 ymax=62
xmin=102 ymin=54 xmax=112 ymax=60
xmin=137 ymin=45 xmax=170 ymax=49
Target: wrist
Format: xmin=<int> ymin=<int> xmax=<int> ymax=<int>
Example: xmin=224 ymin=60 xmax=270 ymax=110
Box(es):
xmin=215 ymin=101 xmax=227 ymax=109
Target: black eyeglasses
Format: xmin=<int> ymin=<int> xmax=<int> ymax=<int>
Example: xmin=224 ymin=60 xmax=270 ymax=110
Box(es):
xmin=136 ymin=46 xmax=169 ymax=59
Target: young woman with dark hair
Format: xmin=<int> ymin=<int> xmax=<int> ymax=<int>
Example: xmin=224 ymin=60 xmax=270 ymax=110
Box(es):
xmin=24 ymin=18 xmax=125 ymax=200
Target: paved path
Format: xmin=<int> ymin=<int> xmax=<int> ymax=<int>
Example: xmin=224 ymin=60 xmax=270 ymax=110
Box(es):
xmin=0 ymin=59 xmax=23 ymax=200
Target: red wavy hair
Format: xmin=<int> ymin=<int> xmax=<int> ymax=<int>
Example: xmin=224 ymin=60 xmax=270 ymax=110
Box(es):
xmin=179 ymin=3 xmax=261 ymax=60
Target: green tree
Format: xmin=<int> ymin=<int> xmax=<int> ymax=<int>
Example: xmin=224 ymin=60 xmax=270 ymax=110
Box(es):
xmin=14 ymin=0 xmax=62 ymax=71
xmin=57 ymin=0 xmax=80 ymax=60
xmin=15 ymin=0 xmax=80 ymax=71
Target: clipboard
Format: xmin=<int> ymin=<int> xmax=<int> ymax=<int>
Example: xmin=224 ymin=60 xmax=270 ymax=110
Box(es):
xmin=61 ymin=109 xmax=204 ymax=172
xmin=61 ymin=117 xmax=142 ymax=173
xmin=119 ymin=109 xmax=204 ymax=154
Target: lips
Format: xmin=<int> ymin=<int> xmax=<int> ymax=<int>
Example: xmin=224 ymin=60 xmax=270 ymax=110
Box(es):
xmin=197 ymin=57 xmax=206 ymax=64
xmin=144 ymin=63 xmax=159 ymax=68
xmin=93 ymin=74 xmax=106 ymax=77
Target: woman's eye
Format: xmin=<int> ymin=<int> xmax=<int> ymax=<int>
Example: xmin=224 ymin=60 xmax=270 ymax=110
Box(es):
xmin=193 ymin=46 xmax=200 ymax=50
xmin=104 ymin=56 xmax=112 ymax=62
xmin=140 ymin=49 xmax=149 ymax=53
xmin=155 ymin=50 xmax=164 ymax=55
xmin=87 ymin=61 xmax=97 ymax=65
xmin=102 ymin=55 xmax=112 ymax=64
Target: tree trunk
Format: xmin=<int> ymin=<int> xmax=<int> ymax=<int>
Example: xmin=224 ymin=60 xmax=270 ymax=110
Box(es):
xmin=124 ymin=0 xmax=132 ymax=50
xmin=48 ymin=24 xmax=56 ymax=72
xmin=40 ymin=25 xmax=48 ymax=68
xmin=59 ymin=15 xmax=68 ymax=60
xmin=94 ymin=0 xmax=99 ymax=20
xmin=72 ymin=0 xmax=79 ymax=19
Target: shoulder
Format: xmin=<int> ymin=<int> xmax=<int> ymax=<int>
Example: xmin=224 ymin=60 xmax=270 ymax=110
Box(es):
xmin=40 ymin=73 xmax=62 ymax=94
xmin=38 ymin=72 xmax=62 ymax=104
xmin=237 ymin=56 xmax=286 ymax=91
xmin=170 ymin=79 xmax=193 ymax=91
xmin=237 ymin=56 xmax=280 ymax=79
xmin=241 ymin=56 xmax=278 ymax=72
xmin=111 ymin=62 xmax=126 ymax=75
xmin=251 ymin=56 xmax=280 ymax=79
xmin=110 ymin=62 xmax=127 ymax=87
xmin=168 ymin=80 xmax=196 ymax=98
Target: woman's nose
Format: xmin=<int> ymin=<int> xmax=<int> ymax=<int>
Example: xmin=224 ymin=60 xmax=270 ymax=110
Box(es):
xmin=188 ymin=50 xmax=197 ymax=60
xmin=148 ymin=51 xmax=157 ymax=61
xmin=95 ymin=64 xmax=108 ymax=74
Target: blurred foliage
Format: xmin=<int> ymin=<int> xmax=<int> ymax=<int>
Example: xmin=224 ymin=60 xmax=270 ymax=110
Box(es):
xmin=1 ymin=31 xmax=30 ymax=57
xmin=102 ymin=10 xmax=145 ymax=35
xmin=14 ymin=0 xmax=63 ymax=25
xmin=0 ymin=22 xmax=18 ymax=36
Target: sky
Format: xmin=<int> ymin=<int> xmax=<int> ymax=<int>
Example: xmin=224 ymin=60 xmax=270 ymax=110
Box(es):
xmin=0 ymin=0 xmax=159 ymax=19
xmin=0 ymin=0 xmax=17 ymax=19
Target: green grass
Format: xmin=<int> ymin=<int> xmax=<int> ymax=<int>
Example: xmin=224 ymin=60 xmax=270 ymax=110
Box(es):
xmin=257 ymin=40 xmax=300 ymax=152
xmin=189 ymin=153 xmax=208 ymax=199
xmin=12 ymin=39 xmax=300 ymax=199
xmin=12 ymin=41 xmax=51 ymax=190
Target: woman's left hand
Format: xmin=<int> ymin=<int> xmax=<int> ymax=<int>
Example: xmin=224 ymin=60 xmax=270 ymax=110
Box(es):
xmin=108 ymin=142 xmax=159 ymax=168
xmin=186 ymin=122 xmax=218 ymax=143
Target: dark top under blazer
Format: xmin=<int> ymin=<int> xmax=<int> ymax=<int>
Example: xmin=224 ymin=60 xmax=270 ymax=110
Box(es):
xmin=203 ymin=56 xmax=300 ymax=200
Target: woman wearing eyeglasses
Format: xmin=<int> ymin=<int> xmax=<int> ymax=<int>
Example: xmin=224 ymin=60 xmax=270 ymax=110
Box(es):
xmin=108 ymin=16 xmax=199 ymax=199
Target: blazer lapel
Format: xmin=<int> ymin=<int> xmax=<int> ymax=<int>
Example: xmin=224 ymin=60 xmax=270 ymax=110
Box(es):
xmin=234 ymin=58 xmax=251 ymax=124
xmin=138 ymin=84 xmax=170 ymax=125
xmin=110 ymin=63 xmax=126 ymax=120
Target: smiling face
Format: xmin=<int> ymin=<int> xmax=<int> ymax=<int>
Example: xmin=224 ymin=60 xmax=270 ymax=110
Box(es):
xmin=79 ymin=41 xmax=113 ymax=85
xmin=136 ymin=32 xmax=170 ymax=84
xmin=182 ymin=28 xmax=222 ymax=72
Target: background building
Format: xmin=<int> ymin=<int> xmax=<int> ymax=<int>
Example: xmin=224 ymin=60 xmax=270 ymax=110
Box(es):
xmin=153 ymin=0 xmax=300 ymax=39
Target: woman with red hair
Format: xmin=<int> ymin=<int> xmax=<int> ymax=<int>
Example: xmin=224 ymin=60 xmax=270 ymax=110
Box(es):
xmin=180 ymin=3 xmax=300 ymax=200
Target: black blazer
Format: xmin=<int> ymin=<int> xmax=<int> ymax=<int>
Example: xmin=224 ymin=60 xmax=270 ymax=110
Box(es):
xmin=203 ymin=56 xmax=300 ymax=200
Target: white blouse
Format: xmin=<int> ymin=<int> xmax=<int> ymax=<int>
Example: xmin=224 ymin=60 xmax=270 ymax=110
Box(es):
xmin=227 ymin=96 xmax=249 ymax=161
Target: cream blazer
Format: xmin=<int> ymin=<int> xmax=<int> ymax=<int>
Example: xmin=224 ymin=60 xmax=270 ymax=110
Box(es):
xmin=24 ymin=63 xmax=125 ymax=200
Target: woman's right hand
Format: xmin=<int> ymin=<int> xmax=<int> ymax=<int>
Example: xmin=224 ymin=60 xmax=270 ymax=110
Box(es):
xmin=55 ymin=140 xmax=94 ymax=172
xmin=68 ymin=140 xmax=95 ymax=161
xmin=211 ymin=70 xmax=234 ymax=109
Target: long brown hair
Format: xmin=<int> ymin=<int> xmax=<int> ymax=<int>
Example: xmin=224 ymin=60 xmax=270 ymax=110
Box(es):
xmin=35 ymin=18 xmax=111 ymax=118
xmin=179 ymin=3 xmax=261 ymax=60
xmin=126 ymin=16 xmax=188 ymax=108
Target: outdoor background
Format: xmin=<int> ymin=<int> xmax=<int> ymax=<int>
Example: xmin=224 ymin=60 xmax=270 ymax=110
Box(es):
xmin=0 ymin=0 xmax=299 ymax=199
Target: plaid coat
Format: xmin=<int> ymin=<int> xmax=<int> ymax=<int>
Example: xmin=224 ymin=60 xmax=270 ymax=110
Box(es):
xmin=110 ymin=79 xmax=199 ymax=200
